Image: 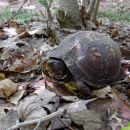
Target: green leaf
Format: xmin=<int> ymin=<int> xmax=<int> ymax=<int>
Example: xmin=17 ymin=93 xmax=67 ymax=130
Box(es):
xmin=122 ymin=123 xmax=130 ymax=130
xmin=48 ymin=0 xmax=53 ymax=2
xmin=38 ymin=0 xmax=49 ymax=9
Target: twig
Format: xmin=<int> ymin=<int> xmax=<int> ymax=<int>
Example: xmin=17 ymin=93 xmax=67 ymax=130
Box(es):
xmin=7 ymin=109 xmax=66 ymax=130
xmin=39 ymin=9 xmax=45 ymax=18
xmin=117 ymin=115 xmax=130 ymax=121
xmin=46 ymin=0 xmax=53 ymax=29
xmin=33 ymin=119 xmax=42 ymax=130
xmin=111 ymin=80 xmax=129 ymax=85
xmin=12 ymin=30 xmax=27 ymax=41
xmin=2 ymin=0 xmax=28 ymax=25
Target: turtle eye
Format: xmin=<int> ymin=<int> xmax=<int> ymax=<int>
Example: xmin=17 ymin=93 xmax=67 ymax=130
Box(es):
xmin=45 ymin=58 xmax=70 ymax=81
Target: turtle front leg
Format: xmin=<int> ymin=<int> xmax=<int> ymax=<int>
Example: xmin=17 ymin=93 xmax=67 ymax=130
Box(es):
xmin=77 ymin=80 xmax=92 ymax=99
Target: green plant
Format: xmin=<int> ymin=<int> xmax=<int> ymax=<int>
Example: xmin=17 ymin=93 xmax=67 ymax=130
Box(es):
xmin=121 ymin=123 xmax=130 ymax=130
xmin=97 ymin=10 xmax=130 ymax=22
xmin=38 ymin=0 xmax=53 ymax=9
xmin=15 ymin=10 xmax=40 ymax=23
xmin=1 ymin=7 xmax=12 ymax=22
xmin=1 ymin=7 xmax=41 ymax=23
xmin=38 ymin=0 xmax=54 ymax=28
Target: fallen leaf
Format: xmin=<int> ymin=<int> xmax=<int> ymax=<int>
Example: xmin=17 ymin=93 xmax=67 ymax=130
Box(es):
xmin=8 ymin=90 xmax=25 ymax=105
xmin=112 ymin=87 xmax=130 ymax=120
xmin=0 ymin=72 xmax=5 ymax=80
xmin=0 ymin=109 xmax=19 ymax=130
xmin=17 ymin=89 xmax=60 ymax=130
xmin=0 ymin=79 xmax=18 ymax=99
xmin=61 ymin=99 xmax=102 ymax=130
xmin=16 ymin=26 xmax=30 ymax=38
xmin=92 ymin=86 xmax=112 ymax=98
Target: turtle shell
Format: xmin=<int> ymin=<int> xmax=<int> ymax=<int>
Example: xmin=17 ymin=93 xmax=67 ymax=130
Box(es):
xmin=48 ymin=31 xmax=121 ymax=87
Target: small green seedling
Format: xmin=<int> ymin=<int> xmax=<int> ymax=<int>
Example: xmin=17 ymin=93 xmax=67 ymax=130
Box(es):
xmin=122 ymin=123 xmax=130 ymax=130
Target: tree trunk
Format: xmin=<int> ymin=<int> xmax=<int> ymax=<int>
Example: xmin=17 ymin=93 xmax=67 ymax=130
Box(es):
xmin=92 ymin=0 xmax=101 ymax=23
xmin=87 ymin=0 xmax=96 ymax=18
xmin=82 ymin=0 xmax=90 ymax=10
xmin=56 ymin=0 xmax=81 ymax=29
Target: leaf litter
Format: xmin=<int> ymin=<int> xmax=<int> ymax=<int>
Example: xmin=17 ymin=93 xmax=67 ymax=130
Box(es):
xmin=1 ymin=4 xmax=130 ymax=130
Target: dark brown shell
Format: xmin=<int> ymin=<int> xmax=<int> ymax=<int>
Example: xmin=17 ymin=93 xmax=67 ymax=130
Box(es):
xmin=49 ymin=31 xmax=121 ymax=87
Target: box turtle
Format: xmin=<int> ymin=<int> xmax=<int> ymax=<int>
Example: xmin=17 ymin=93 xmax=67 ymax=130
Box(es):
xmin=43 ymin=31 xmax=121 ymax=98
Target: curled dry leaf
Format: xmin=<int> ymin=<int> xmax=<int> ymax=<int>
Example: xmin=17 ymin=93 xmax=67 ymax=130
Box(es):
xmin=61 ymin=96 xmax=80 ymax=102
xmin=16 ymin=26 xmax=30 ymax=38
xmin=111 ymin=88 xmax=130 ymax=121
xmin=60 ymin=99 xmax=102 ymax=130
xmin=0 ymin=109 xmax=19 ymax=130
xmin=57 ymin=91 xmax=130 ymax=130
xmin=120 ymin=46 xmax=130 ymax=59
xmin=0 ymin=40 xmax=43 ymax=81
xmin=7 ymin=20 xmax=18 ymax=28
xmin=8 ymin=90 xmax=25 ymax=105
xmin=110 ymin=28 xmax=119 ymax=38
xmin=27 ymin=22 xmax=48 ymax=37
xmin=92 ymin=86 xmax=112 ymax=98
xmin=0 ymin=30 xmax=8 ymax=40
xmin=0 ymin=72 xmax=5 ymax=81
xmin=17 ymin=89 xmax=60 ymax=130
xmin=0 ymin=79 xmax=18 ymax=99
xmin=49 ymin=117 xmax=72 ymax=130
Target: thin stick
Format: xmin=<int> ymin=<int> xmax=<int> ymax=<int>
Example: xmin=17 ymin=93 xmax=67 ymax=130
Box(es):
xmin=33 ymin=119 xmax=42 ymax=130
xmin=2 ymin=0 xmax=28 ymax=25
xmin=7 ymin=109 xmax=66 ymax=130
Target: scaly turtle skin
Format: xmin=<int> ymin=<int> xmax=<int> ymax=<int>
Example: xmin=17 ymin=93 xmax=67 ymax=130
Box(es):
xmin=43 ymin=31 xmax=121 ymax=98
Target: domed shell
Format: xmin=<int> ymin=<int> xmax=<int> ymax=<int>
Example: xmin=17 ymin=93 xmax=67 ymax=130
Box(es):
xmin=49 ymin=31 xmax=121 ymax=87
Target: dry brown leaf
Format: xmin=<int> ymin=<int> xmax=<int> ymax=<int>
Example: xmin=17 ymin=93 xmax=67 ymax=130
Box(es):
xmin=110 ymin=29 xmax=119 ymax=38
xmin=17 ymin=89 xmax=60 ymax=130
xmin=0 ymin=79 xmax=18 ymax=99
xmin=0 ymin=31 xmax=5 ymax=37
xmin=120 ymin=46 xmax=130 ymax=59
xmin=0 ymin=30 xmax=8 ymax=40
xmin=8 ymin=90 xmax=25 ymax=105
xmin=73 ymin=96 xmax=129 ymax=130
xmin=109 ymin=111 xmax=124 ymax=130
xmin=60 ymin=99 xmax=102 ymax=130
xmin=7 ymin=20 xmax=18 ymax=27
xmin=0 ymin=109 xmax=18 ymax=130
xmin=92 ymin=86 xmax=112 ymax=98
xmin=27 ymin=22 xmax=48 ymax=36
xmin=112 ymin=88 xmax=130 ymax=120
xmin=0 ymin=72 xmax=5 ymax=81
xmin=16 ymin=26 xmax=30 ymax=38
xmin=0 ymin=40 xmax=42 ymax=74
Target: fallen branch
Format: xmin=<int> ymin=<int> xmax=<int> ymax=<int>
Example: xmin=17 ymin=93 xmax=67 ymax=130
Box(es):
xmin=2 ymin=0 xmax=28 ymax=25
xmin=33 ymin=119 xmax=42 ymax=130
xmin=7 ymin=109 xmax=66 ymax=130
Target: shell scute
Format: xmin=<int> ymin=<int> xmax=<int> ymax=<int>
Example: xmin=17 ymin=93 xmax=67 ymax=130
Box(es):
xmin=49 ymin=31 xmax=121 ymax=87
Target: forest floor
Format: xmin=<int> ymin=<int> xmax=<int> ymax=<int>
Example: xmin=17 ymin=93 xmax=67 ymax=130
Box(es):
xmin=1 ymin=1 xmax=130 ymax=130
xmin=0 ymin=0 xmax=130 ymax=20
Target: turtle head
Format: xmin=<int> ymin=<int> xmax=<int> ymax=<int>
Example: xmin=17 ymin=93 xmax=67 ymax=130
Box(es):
xmin=43 ymin=57 xmax=72 ymax=82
